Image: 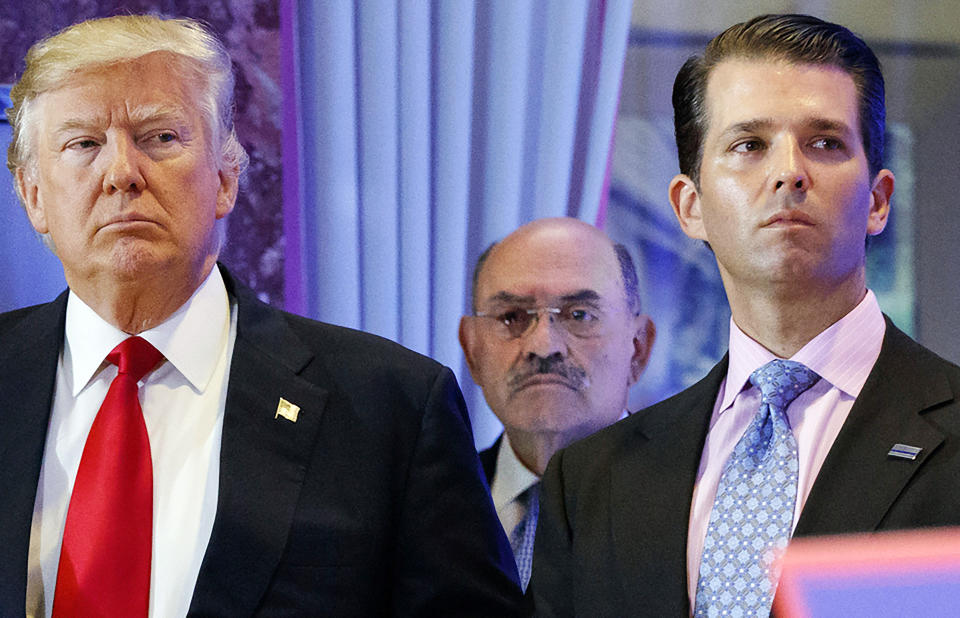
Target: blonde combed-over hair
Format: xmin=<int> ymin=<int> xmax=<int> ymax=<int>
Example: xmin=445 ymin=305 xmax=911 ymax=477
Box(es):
xmin=6 ymin=14 xmax=248 ymax=200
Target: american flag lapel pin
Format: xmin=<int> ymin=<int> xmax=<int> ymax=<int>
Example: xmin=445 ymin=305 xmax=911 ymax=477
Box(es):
xmin=275 ymin=398 xmax=300 ymax=423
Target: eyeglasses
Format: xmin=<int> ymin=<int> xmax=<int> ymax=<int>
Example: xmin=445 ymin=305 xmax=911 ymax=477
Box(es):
xmin=473 ymin=305 xmax=603 ymax=340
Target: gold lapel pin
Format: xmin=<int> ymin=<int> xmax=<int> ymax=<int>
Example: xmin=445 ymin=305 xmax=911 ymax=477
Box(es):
xmin=275 ymin=397 xmax=301 ymax=423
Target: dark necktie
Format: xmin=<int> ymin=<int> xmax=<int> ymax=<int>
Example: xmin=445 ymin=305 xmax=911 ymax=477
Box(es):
xmin=53 ymin=336 xmax=163 ymax=618
xmin=695 ymin=359 xmax=820 ymax=617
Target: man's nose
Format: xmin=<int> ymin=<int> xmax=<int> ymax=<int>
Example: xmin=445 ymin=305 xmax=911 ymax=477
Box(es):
xmin=102 ymin=135 xmax=146 ymax=195
xmin=520 ymin=310 xmax=568 ymax=361
xmin=770 ymin=138 xmax=808 ymax=194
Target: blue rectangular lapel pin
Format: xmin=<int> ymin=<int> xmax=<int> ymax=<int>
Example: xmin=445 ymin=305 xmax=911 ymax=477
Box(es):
xmin=888 ymin=443 xmax=922 ymax=460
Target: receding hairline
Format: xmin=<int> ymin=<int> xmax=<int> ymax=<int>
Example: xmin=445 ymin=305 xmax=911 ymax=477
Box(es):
xmin=470 ymin=220 xmax=640 ymax=315
xmin=7 ymin=15 xmax=241 ymax=174
xmin=695 ymin=55 xmax=867 ymax=180
xmin=705 ymin=58 xmax=862 ymax=127
xmin=20 ymin=53 xmax=219 ymax=167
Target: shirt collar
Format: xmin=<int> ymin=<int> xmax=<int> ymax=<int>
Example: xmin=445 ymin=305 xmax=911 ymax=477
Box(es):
xmin=64 ymin=267 xmax=231 ymax=396
xmin=490 ymin=409 xmax=630 ymax=510
xmin=718 ymin=290 xmax=886 ymax=413
xmin=490 ymin=432 xmax=541 ymax=511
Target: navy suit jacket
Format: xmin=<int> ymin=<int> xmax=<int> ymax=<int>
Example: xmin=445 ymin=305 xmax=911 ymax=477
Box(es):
xmin=531 ymin=319 xmax=960 ymax=617
xmin=0 ymin=267 xmax=522 ymax=617
xmin=479 ymin=436 xmax=503 ymax=486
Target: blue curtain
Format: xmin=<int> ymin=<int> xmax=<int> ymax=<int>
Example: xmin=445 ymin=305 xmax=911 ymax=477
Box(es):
xmin=284 ymin=1 xmax=634 ymax=445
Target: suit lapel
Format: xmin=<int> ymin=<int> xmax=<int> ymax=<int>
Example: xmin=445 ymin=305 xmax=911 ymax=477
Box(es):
xmin=188 ymin=272 xmax=329 ymax=616
xmin=0 ymin=294 xmax=66 ymax=613
xmin=795 ymin=321 xmax=951 ymax=537
xmin=610 ymin=356 xmax=727 ymax=613
xmin=479 ymin=435 xmax=502 ymax=485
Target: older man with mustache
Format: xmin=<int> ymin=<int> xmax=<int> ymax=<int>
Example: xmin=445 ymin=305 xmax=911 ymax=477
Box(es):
xmin=459 ymin=217 xmax=656 ymax=590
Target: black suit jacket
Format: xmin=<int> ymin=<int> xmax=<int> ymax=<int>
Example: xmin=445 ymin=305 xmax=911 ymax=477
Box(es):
xmin=531 ymin=319 xmax=960 ymax=617
xmin=479 ymin=436 xmax=503 ymax=486
xmin=0 ymin=267 xmax=522 ymax=617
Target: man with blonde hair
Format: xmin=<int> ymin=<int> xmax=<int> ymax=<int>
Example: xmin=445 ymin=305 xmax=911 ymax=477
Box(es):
xmin=1 ymin=15 xmax=521 ymax=617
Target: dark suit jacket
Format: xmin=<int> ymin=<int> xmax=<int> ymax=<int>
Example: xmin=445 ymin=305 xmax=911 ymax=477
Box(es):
xmin=479 ymin=436 xmax=503 ymax=486
xmin=0 ymin=267 xmax=522 ymax=617
xmin=531 ymin=319 xmax=960 ymax=617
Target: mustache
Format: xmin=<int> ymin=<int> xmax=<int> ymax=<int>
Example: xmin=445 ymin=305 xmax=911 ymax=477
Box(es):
xmin=507 ymin=356 xmax=588 ymax=391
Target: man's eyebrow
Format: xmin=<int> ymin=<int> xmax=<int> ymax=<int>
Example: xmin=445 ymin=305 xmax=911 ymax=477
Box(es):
xmin=52 ymin=105 xmax=188 ymax=134
xmin=720 ymin=119 xmax=773 ymax=138
xmin=803 ymin=117 xmax=854 ymax=135
xmin=128 ymin=104 xmax=190 ymax=126
xmin=485 ymin=292 xmax=536 ymax=306
xmin=720 ymin=117 xmax=854 ymax=138
xmin=558 ymin=290 xmax=602 ymax=304
xmin=483 ymin=290 xmax=603 ymax=305
xmin=52 ymin=117 xmax=106 ymax=135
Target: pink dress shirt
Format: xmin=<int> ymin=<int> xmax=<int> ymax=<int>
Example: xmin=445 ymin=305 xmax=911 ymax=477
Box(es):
xmin=686 ymin=291 xmax=886 ymax=608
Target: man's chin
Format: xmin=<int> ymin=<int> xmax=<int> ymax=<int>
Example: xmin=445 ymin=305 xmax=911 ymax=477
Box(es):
xmin=72 ymin=242 xmax=184 ymax=285
xmin=109 ymin=244 xmax=172 ymax=277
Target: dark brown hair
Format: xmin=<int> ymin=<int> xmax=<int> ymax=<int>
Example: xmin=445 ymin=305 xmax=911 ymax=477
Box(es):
xmin=673 ymin=14 xmax=885 ymax=186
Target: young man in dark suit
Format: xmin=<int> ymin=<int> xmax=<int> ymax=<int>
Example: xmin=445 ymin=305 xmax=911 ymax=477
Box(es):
xmin=1 ymin=15 xmax=521 ymax=617
xmin=532 ymin=14 xmax=960 ymax=617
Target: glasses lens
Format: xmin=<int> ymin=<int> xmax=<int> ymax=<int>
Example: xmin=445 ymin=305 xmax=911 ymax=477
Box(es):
xmin=500 ymin=308 xmax=534 ymax=338
xmin=558 ymin=307 xmax=601 ymax=337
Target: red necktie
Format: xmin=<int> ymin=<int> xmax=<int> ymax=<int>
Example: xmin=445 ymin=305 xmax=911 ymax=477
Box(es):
xmin=53 ymin=336 xmax=163 ymax=618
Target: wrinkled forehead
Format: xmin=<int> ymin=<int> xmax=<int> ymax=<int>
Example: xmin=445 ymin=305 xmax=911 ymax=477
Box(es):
xmin=32 ymin=54 xmax=207 ymax=140
xmin=477 ymin=230 xmax=625 ymax=307
xmin=703 ymin=58 xmax=860 ymax=133
xmin=31 ymin=50 xmax=203 ymax=106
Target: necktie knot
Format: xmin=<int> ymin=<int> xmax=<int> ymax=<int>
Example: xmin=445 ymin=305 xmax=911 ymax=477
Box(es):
xmin=750 ymin=359 xmax=820 ymax=412
xmin=107 ymin=336 xmax=163 ymax=382
xmin=516 ymin=483 xmax=539 ymax=513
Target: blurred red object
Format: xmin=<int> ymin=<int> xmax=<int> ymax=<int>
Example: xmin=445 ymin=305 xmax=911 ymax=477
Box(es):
xmin=774 ymin=527 xmax=960 ymax=617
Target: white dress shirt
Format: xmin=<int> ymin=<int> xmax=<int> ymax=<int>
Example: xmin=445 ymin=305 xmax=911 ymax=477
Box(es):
xmin=686 ymin=290 xmax=886 ymax=607
xmin=26 ymin=267 xmax=236 ymax=618
xmin=491 ymin=411 xmax=631 ymax=536
xmin=490 ymin=432 xmax=542 ymax=537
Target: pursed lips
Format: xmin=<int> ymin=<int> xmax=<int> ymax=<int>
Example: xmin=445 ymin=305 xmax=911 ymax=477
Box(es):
xmin=97 ymin=213 xmax=161 ymax=232
xmin=510 ymin=374 xmax=579 ymax=393
xmin=760 ymin=210 xmax=815 ymax=227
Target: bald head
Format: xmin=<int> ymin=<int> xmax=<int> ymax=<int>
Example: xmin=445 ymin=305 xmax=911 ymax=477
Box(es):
xmin=461 ymin=217 xmax=655 ymax=474
xmin=471 ymin=218 xmax=640 ymax=316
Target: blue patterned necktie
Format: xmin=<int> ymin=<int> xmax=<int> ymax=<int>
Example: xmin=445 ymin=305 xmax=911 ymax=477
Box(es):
xmin=510 ymin=482 xmax=540 ymax=591
xmin=694 ymin=359 xmax=820 ymax=617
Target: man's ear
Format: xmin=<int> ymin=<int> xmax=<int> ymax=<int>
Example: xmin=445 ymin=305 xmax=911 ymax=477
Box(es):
xmin=215 ymin=168 xmax=239 ymax=219
xmin=629 ymin=315 xmax=656 ymax=385
xmin=458 ymin=317 xmax=482 ymax=385
xmin=668 ymin=173 xmax=707 ymax=241
xmin=866 ymin=169 xmax=894 ymax=236
xmin=16 ymin=167 xmax=48 ymax=234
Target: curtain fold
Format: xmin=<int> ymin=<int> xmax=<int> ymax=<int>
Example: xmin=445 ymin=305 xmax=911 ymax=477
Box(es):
xmin=287 ymin=0 xmax=634 ymax=444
